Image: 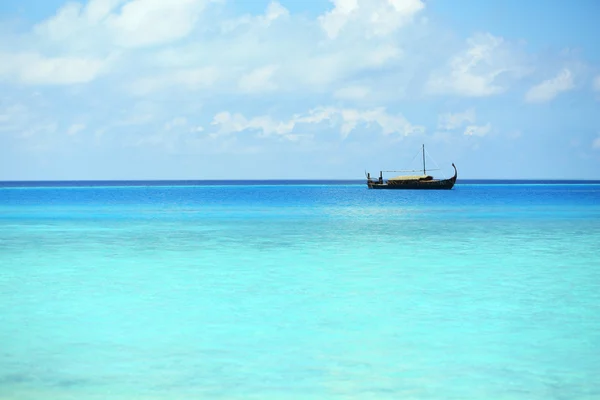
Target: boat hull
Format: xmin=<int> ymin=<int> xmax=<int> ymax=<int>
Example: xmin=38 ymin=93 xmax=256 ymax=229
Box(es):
xmin=367 ymin=177 xmax=456 ymax=190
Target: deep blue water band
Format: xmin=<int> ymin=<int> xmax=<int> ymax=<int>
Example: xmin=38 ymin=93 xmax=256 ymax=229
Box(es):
xmin=1 ymin=179 xmax=600 ymax=188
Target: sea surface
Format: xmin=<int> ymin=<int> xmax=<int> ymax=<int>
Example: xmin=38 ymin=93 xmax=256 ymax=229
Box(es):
xmin=1 ymin=181 xmax=599 ymax=400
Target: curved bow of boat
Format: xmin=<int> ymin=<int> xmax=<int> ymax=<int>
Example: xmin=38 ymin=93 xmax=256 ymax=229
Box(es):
xmin=451 ymin=163 xmax=457 ymax=182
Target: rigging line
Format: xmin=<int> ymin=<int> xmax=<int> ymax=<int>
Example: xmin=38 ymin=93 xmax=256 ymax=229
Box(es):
xmin=408 ymin=147 xmax=422 ymax=168
xmin=424 ymin=147 xmax=446 ymax=179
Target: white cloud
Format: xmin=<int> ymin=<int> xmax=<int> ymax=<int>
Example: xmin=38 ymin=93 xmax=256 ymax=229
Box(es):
xmin=525 ymin=68 xmax=574 ymax=103
xmin=438 ymin=108 xmax=476 ymax=130
xmin=593 ymin=136 xmax=600 ymax=150
xmin=0 ymin=52 xmax=110 ymax=85
xmin=85 ymin=0 xmax=127 ymax=23
xmin=211 ymin=112 xmax=296 ymax=140
xmin=107 ymin=0 xmax=210 ymax=48
xmin=292 ymin=107 xmax=338 ymax=125
xmin=319 ymin=0 xmax=359 ymax=39
xmin=319 ymin=0 xmax=425 ymax=39
xmin=238 ymin=65 xmax=279 ymax=93
xmin=210 ymin=107 xmax=424 ymax=140
xmin=264 ymin=1 xmax=290 ymax=22
xmin=67 ymin=123 xmax=86 ymax=136
xmin=426 ymin=33 xmax=529 ymax=97
xmin=3 ymin=0 xmax=413 ymax=94
xmin=464 ymin=123 xmax=491 ymax=137
xmin=2 ymin=0 xmax=599 ymax=180
xmin=35 ymin=0 xmax=212 ymax=49
xmin=437 ymin=108 xmax=493 ymax=137
xmin=221 ymin=1 xmax=289 ymax=32
xmin=33 ymin=1 xmax=100 ymax=42
xmin=337 ymin=108 xmax=423 ymax=138
xmin=123 ymin=33 xmax=403 ymax=96
xmin=592 ymin=75 xmax=600 ymax=92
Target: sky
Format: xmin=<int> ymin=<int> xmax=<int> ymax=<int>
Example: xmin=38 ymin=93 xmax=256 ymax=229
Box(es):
xmin=1 ymin=0 xmax=599 ymax=180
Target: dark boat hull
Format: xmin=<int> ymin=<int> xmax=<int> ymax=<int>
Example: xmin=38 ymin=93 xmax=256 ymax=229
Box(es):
xmin=368 ymin=177 xmax=456 ymax=190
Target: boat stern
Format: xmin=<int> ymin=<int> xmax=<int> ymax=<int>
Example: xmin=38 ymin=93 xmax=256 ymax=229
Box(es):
xmin=365 ymin=171 xmax=383 ymax=189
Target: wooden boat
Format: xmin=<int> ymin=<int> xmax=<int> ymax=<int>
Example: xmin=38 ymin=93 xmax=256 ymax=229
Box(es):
xmin=366 ymin=145 xmax=457 ymax=190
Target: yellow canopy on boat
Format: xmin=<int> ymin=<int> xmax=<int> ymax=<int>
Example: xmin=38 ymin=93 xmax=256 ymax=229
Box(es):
xmin=388 ymin=175 xmax=432 ymax=181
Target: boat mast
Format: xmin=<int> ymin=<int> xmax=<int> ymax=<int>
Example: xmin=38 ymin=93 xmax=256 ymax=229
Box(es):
xmin=422 ymin=144 xmax=426 ymax=175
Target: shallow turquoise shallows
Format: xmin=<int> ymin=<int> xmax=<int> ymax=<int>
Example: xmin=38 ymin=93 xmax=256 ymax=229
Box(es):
xmin=1 ymin=182 xmax=599 ymax=400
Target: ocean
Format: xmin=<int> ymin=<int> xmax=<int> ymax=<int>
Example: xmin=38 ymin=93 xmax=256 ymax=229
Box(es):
xmin=1 ymin=181 xmax=599 ymax=399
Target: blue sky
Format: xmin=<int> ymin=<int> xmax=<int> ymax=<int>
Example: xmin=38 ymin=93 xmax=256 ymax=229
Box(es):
xmin=1 ymin=0 xmax=599 ymax=180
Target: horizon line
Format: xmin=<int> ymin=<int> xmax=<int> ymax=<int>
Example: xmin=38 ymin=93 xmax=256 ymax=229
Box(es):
xmin=1 ymin=178 xmax=600 ymax=184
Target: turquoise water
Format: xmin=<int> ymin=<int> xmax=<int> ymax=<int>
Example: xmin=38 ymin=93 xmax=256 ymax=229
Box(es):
xmin=1 ymin=183 xmax=599 ymax=399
